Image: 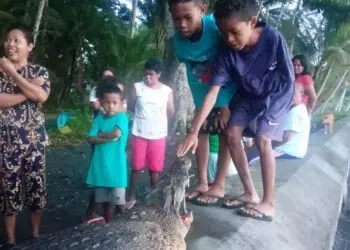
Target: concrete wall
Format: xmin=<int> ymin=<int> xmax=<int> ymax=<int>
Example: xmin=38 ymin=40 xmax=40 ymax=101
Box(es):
xmin=187 ymin=119 xmax=350 ymax=250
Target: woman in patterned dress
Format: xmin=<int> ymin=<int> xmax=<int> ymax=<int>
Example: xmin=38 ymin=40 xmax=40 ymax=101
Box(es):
xmin=0 ymin=25 xmax=50 ymax=248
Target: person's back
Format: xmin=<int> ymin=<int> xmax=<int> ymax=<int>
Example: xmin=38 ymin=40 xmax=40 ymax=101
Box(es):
xmin=275 ymin=104 xmax=310 ymax=158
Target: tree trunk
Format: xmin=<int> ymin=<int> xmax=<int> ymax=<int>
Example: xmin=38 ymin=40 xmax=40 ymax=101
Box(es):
xmin=345 ymin=102 xmax=350 ymax=112
xmin=76 ymin=47 xmax=84 ymax=95
xmin=289 ymin=0 xmax=302 ymax=55
xmin=33 ymin=0 xmax=47 ymax=45
xmin=162 ymin=1 xmax=194 ymax=136
xmin=276 ymin=3 xmax=286 ymax=29
xmin=130 ymin=0 xmax=137 ymax=38
xmin=319 ymin=69 xmax=348 ymax=113
xmin=58 ymin=48 xmax=77 ymax=107
xmin=316 ymin=62 xmax=333 ymax=99
xmin=335 ymin=86 xmax=346 ymax=112
xmin=169 ymin=64 xmax=195 ymax=136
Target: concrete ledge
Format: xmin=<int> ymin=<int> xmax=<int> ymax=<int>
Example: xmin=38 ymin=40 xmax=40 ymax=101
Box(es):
xmin=186 ymin=119 xmax=350 ymax=250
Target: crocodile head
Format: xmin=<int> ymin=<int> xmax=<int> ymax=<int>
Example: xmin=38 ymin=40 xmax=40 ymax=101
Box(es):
xmin=179 ymin=211 xmax=193 ymax=238
xmin=176 ymin=156 xmax=192 ymax=171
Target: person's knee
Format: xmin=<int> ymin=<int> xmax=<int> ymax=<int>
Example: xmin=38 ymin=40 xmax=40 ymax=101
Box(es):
xmin=226 ymin=129 xmax=242 ymax=148
xmin=256 ymin=135 xmax=272 ymax=152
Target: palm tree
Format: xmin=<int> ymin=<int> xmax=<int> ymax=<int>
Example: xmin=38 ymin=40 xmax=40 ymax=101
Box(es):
xmin=33 ymin=0 xmax=47 ymax=44
xmin=130 ymin=0 xmax=137 ymax=37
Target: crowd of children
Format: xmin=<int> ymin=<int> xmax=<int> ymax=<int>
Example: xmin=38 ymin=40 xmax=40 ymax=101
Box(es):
xmin=83 ymin=0 xmax=317 ymax=224
xmin=0 ymin=0 xmax=320 ymax=247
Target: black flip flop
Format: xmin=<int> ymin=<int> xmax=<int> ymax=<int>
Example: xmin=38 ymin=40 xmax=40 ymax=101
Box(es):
xmin=221 ymin=199 xmax=248 ymax=209
xmin=192 ymin=196 xmax=224 ymax=206
xmin=0 ymin=242 xmax=16 ymax=250
xmin=186 ymin=191 xmax=202 ymax=201
xmin=236 ymin=207 xmax=273 ymax=222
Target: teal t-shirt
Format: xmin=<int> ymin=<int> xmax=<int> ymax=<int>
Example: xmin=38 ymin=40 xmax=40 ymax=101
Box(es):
xmin=174 ymin=15 xmax=236 ymax=109
xmin=86 ymin=112 xmax=129 ymax=188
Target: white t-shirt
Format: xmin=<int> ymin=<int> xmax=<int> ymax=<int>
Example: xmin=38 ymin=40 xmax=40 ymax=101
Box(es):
xmin=276 ymin=104 xmax=310 ymax=158
xmin=132 ymin=81 xmax=172 ymax=140
xmin=90 ymin=87 xmax=98 ymax=102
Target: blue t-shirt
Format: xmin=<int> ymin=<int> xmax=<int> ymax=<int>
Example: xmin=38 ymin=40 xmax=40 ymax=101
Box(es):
xmin=212 ymin=23 xmax=295 ymax=122
xmin=86 ymin=112 xmax=129 ymax=188
xmin=174 ymin=15 xmax=236 ymax=108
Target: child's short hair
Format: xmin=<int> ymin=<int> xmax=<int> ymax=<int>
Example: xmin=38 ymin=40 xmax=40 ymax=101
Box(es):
xmin=168 ymin=0 xmax=204 ymax=7
xmin=145 ymin=58 xmax=163 ymax=73
xmin=214 ymin=0 xmax=259 ymax=21
xmin=97 ymin=76 xmax=124 ymax=100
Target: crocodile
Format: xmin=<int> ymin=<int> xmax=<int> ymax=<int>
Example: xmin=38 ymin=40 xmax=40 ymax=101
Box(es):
xmin=15 ymin=157 xmax=193 ymax=250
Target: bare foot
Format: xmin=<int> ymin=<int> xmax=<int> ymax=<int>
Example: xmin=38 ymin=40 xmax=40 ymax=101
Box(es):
xmin=202 ymin=182 xmax=225 ymax=198
xmin=186 ymin=183 xmax=209 ymax=200
xmin=241 ymin=201 xmax=275 ymax=218
xmin=124 ymin=200 xmax=137 ymax=211
xmin=197 ymin=183 xmax=225 ymax=203
xmin=223 ymin=193 xmax=260 ymax=208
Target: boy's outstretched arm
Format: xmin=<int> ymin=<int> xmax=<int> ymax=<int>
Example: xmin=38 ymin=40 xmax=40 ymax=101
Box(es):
xmin=177 ymin=85 xmax=221 ymax=157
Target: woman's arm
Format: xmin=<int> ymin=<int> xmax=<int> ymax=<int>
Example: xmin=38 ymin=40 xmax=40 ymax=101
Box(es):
xmin=0 ymin=93 xmax=27 ymax=108
xmin=304 ymin=84 xmax=317 ymax=113
xmin=12 ymin=72 xmax=49 ymax=103
xmin=128 ymin=85 xmax=137 ymax=112
xmin=273 ymin=130 xmax=296 ymax=147
xmin=167 ymin=91 xmax=175 ymax=118
xmin=0 ymin=58 xmax=49 ymax=103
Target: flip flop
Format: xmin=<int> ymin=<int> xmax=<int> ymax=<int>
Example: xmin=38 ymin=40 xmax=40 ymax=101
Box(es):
xmin=192 ymin=196 xmax=224 ymax=206
xmin=221 ymin=198 xmax=249 ymax=209
xmin=186 ymin=191 xmax=202 ymax=201
xmin=82 ymin=216 xmax=106 ymax=225
xmin=124 ymin=200 xmax=137 ymax=211
xmin=236 ymin=207 xmax=273 ymax=222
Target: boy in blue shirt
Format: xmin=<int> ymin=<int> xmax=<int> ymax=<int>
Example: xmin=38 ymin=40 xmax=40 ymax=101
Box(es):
xmin=169 ymin=0 xmax=236 ymax=205
xmin=84 ymin=80 xmax=129 ymax=223
xmin=178 ymin=0 xmax=294 ymax=221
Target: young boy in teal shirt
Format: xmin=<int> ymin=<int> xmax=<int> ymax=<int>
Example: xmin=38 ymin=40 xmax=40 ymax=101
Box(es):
xmin=84 ymin=79 xmax=128 ymax=223
xmin=170 ymin=0 xmax=236 ymax=205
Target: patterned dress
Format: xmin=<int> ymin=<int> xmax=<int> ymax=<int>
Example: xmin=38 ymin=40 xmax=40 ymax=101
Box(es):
xmin=0 ymin=64 xmax=50 ymax=216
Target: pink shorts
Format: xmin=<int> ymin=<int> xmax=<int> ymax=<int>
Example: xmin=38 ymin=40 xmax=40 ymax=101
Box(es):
xmin=131 ymin=135 xmax=166 ymax=172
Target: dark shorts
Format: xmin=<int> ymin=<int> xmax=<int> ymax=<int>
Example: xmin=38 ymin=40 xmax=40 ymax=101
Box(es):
xmin=229 ymin=94 xmax=291 ymax=141
xmin=0 ymin=143 xmax=47 ymax=215
xmin=198 ymin=108 xmax=224 ymax=135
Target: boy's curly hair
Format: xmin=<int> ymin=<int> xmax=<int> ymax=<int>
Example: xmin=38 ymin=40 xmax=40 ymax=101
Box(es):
xmin=145 ymin=58 xmax=163 ymax=74
xmin=214 ymin=0 xmax=259 ymax=21
xmin=168 ymin=0 xmax=205 ymax=7
xmin=96 ymin=76 xmax=124 ymax=100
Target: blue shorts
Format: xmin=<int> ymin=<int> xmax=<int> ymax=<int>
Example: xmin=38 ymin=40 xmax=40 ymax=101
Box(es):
xmin=229 ymin=94 xmax=289 ymax=141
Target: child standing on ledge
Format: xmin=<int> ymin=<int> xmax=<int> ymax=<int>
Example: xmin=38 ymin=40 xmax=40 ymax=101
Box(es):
xmin=178 ymin=0 xmax=294 ymax=221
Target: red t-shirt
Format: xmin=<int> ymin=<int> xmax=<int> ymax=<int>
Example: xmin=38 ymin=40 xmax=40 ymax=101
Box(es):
xmin=296 ymin=74 xmax=313 ymax=105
